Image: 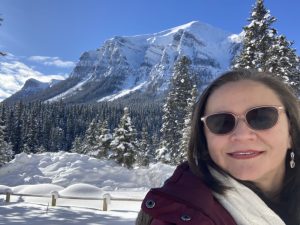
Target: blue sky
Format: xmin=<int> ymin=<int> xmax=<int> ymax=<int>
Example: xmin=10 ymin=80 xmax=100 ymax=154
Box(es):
xmin=0 ymin=0 xmax=300 ymax=77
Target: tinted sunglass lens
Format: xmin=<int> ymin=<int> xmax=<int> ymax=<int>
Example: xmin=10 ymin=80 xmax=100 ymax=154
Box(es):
xmin=246 ymin=107 xmax=278 ymax=130
xmin=206 ymin=114 xmax=236 ymax=134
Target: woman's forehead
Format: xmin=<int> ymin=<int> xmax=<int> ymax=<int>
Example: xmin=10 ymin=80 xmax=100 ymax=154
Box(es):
xmin=205 ymin=80 xmax=282 ymax=113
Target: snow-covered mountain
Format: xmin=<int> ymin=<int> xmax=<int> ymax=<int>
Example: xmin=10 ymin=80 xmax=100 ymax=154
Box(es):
xmin=4 ymin=21 xmax=242 ymax=104
xmin=3 ymin=78 xmax=61 ymax=103
xmin=0 ymin=57 xmax=67 ymax=103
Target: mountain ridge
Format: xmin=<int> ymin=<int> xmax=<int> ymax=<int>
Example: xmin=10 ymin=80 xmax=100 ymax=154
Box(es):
xmin=4 ymin=21 xmax=242 ymax=104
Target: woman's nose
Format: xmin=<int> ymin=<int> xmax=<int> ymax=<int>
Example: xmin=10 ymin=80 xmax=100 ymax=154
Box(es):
xmin=230 ymin=118 xmax=256 ymax=141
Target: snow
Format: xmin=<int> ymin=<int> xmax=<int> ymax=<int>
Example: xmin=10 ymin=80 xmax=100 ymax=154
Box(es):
xmin=0 ymin=151 xmax=175 ymax=224
xmin=46 ymin=73 xmax=94 ymax=102
xmin=228 ymin=31 xmax=244 ymax=43
xmin=97 ymin=81 xmax=148 ymax=102
xmin=145 ymin=20 xmax=235 ymax=70
xmin=41 ymin=20 xmax=239 ymax=103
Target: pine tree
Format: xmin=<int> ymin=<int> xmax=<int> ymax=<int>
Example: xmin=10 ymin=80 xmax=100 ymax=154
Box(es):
xmin=49 ymin=127 xmax=65 ymax=152
xmin=36 ymin=145 xmax=47 ymax=153
xmin=11 ymin=102 xmax=24 ymax=154
xmin=136 ymin=127 xmax=152 ymax=166
xmin=0 ymin=117 xmax=14 ymax=166
xmin=22 ymin=115 xmax=38 ymax=153
xmin=81 ymin=119 xmax=102 ymax=156
xmin=96 ymin=120 xmax=112 ymax=159
xmin=233 ymin=0 xmax=277 ymax=71
xmin=109 ymin=107 xmax=138 ymax=169
xmin=179 ymin=85 xmax=198 ymax=164
xmin=265 ymin=35 xmax=300 ymax=93
xmin=158 ymin=56 xmax=193 ymax=164
xmin=233 ymin=0 xmax=300 ymax=93
xmin=157 ymin=94 xmax=177 ymax=163
xmin=71 ymin=136 xmax=84 ymax=154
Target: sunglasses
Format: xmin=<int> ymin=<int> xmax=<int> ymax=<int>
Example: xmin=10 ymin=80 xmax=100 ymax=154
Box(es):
xmin=201 ymin=106 xmax=284 ymax=135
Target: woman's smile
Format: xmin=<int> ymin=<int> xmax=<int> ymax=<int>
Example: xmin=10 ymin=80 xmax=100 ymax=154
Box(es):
xmin=227 ymin=150 xmax=264 ymax=159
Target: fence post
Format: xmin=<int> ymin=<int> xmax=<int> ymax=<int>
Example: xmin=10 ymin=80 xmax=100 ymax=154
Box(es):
xmin=103 ymin=193 xmax=111 ymax=211
xmin=51 ymin=191 xmax=59 ymax=207
xmin=51 ymin=194 xmax=56 ymax=206
xmin=5 ymin=192 xmax=10 ymax=203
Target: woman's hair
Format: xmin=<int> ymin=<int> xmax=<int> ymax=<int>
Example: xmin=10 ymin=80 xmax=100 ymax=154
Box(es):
xmin=187 ymin=69 xmax=300 ymax=220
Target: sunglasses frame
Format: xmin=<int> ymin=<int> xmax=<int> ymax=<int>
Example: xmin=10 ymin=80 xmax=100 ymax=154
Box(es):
xmin=201 ymin=105 xmax=285 ymax=135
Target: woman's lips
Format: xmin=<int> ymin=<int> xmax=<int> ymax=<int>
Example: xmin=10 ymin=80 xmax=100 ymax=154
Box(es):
xmin=227 ymin=150 xmax=264 ymax=159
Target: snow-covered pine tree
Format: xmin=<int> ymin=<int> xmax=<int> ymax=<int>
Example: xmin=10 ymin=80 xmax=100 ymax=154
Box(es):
xmin=11 ymin=101 xmax=24 ymax=154
xmin=96 ymin=120 xmax=112 ymax=159
xmin=49 ymin=126 xmax=64 ymax=152
xmin=109 ymin=107 xmax=138 ymax=169
xmin=81 ymin=119 xmax=102 ymax=156
xmin=36 ymin=145 xmax=47 ymax=153
xmin=0 ymin=117 xmax=14 ymax=166
xmin=178 ymin=85 xmax=198 ymax=164
xmin=265 ymin=35 xmax=300 ymax=93
xmin=233 ymin=0 xmax=277 ymax=71
xmin=157 ymin=56 xmax=193 ymax=164
xmin=71 ymin=136 xmax=84 ymax=154
xmin=22 ymin=115 xmax=38 ymax=154
xmin=136 ymin=126 xmax=153 ymax=166
xmin=233 ymin=0 xmax=300 ymax=93
xmin=157 ymin=94 xmax=177 ymax=163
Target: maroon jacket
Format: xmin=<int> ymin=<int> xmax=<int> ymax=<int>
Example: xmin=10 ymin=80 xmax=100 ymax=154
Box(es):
xmin=141 ymin=162 xmax=237 ymax=225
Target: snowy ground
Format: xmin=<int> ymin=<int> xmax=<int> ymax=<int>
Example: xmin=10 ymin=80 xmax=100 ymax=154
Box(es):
xmin=0 ymin=152 xmax=175 ymax=225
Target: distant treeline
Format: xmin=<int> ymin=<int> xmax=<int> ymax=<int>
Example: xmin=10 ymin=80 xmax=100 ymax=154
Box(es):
xmin=0 ymin=99 xmax=163 ymax=155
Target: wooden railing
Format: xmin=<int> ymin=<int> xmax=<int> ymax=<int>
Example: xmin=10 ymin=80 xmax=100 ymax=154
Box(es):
xmin=0 ymin=191 xmax=142 ymax=211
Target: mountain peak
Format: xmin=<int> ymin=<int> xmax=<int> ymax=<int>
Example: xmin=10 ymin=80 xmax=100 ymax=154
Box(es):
xmin=4 ymin=21 xmax=242 ymax=104
xmin=23 ymin=78 xmax=49 ymax=90
xmin=157 ymin=21 xmax=230 ymax=40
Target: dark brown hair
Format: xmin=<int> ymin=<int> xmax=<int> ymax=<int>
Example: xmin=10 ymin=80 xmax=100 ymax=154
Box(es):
xmin=187 ymin=69 xmax=300 ymax=221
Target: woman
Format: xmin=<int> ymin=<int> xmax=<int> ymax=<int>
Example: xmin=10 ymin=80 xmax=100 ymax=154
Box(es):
xmin=136 ymin=69 xmax=300 ymax=225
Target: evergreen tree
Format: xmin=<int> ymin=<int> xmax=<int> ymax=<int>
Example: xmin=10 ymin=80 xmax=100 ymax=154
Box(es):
xmin=0 ymin=117 xmax=14 ymax=166
xmin=233 ymin=0 xmax=300 ymax=91
xmin=22 ymin=115 xmax=38 ymax=153
xmin=81 ymin=119 xmax=102 ymax=156
xmin=96 ymin=120 xmax=112 ymax=159
xmin=136 ymin=127 xmax=152 ymax=166
xmin=233 ymin=0 xmax=277 ymax=71
xmin=157 ymin=94 xmax=177 ymax=163
xmin=158 ymin=56 xmax=193 ymax=164
xmin=265 ymin=35 xmax=300 ymax=93
xmin=109 ymin=107 xmax=138 ymax=169
xmin=49 ymin=126 xmax=64 ymax=152
xmin=11 ymin=102 xmax=24 ymax=154
xmin=36 ymin=145 xmax=47 ymax=153
xmin=179 ymin=85 xmax=198 ymax=164
xmin=71 ymin=136 xmax=84 ymax=154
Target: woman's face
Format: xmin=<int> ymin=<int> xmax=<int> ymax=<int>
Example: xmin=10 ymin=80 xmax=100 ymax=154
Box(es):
xmin=204 ymin=80 xmax=291 ymax=194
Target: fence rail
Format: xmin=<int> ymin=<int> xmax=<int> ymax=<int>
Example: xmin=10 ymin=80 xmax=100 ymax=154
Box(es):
xmin=0 ymin=191 xmax=143 ymax=211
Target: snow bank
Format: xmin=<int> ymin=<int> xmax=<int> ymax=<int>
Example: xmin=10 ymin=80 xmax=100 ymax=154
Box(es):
xmin=12 ymin=184 xmax=63 ymax=196
xmin=59 ymin=183 xmax=103 ymax=198
xmin=0 ymin=152 xmax=175 ymax=191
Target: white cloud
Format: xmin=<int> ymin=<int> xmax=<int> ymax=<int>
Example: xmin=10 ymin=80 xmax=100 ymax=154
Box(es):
xmin=28 ymin=55 xmax=76 ymax=68
xmin=0 ymin=60 xmax=66 ymax=102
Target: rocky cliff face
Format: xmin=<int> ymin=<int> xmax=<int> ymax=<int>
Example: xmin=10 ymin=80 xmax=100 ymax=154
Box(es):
xmin=5 ymin=21 xmax=242 ymax=104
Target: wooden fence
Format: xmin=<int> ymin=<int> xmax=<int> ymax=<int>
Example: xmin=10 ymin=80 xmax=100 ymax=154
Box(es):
xmin=0 ymin=191 xmax=142 ymax=211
